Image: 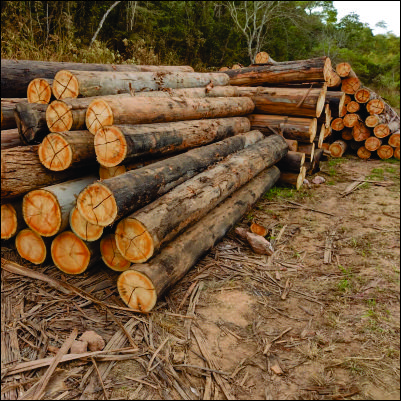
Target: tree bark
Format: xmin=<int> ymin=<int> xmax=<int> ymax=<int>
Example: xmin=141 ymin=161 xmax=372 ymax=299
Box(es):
xmin=50 ymin=231 xmax=100 ymax=275
xmin=357 ymin=146 xmax=371 ymax=159
xmin=15 ymin=228 xmax=52 ymax=264
xmin=69 ymin=206 xmax=104 ymax=242
xmin=329 ymin=140 xmax=347 ymax=157
xmin=1 ymin=145 xmax=87 ymax=201
xmin=364 ymin=136 xmax=382 ymax=152
xmin=76 ymin=130 xmax=264 ymax=227
xmin=116 ymin=166 xmax=280 ymax=312
xmin=94 ymin=117 xmax=251 ymax=167
xmin=1 ymin=201 xmax=25 ymax=240
xmin=324 ymin=91 xmax=345 ymax=118
xmin=297 ymin=142 xmax=315 ymax=161
xmin=278 ymin=167 xmax=306 ymax=191
xmin=1 ymin=100 xmax=26 ymax=130
xmin=1 ymin=59 xmax=194 ymax=98
xmin=85 ymin=96 xmax=254 ymax=135
xmin=22 ymin=175 xmax=97 ymax=237
xmin=217 ymin=56 xmax=331 ymax=86
xmin=100 ymin=233 xmax=131 ymax=272
xmin=276 ymin=151 xmax=305 ymax=173
xmin=53 ymin=70 xmax=229 ymax=99
xmin=304 ymin=148 xmax=324 ymax=175
xmin=27 ymin=78 xmax=53 ymax=104
xmin=1 ymin=128 xmax=23 ymax=149
xmin=388 ymin=131 xmax=400 ymax=148
xmin=352 ymin=121 xmax=372 ymax=142
xmin=38 ymin=131 xmax=96 ymax=171
xmin=114 ymin=135 xmax=288 ymax=263
xmin=14 ymin=102 xmax=49 ymax=144
xmin=377 ymin=145 xmax=394 ymax=160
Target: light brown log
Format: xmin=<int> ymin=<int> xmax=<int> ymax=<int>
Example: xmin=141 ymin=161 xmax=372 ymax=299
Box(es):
xmin=85 ymin=96 xmax=254 ymax=135
xmin=341 ymin=77 xmax=360 ymax=95
xmin=38 ymin=131 xmax=96 ymax=171
xmin=278 ymin=167 xmax=306 ymax=191
xmin=335 ymin=62 xmax=353 ymax=78
xmin=117 ymin=166 xmax=280 ymax=311
xmin=219 ymin=67 xmax=229 ymax=71
xmin=1 ymin=128 xmax=23 ymax=149
xmin=51 ymin=231 xmax=100 ymax=275
xmin=53 ymin=70 xmax=229 ymax=99
xmin=276 ymin=151 xmax=305 ymax=173
xmin=14 ymin=102 xmax=49 ymax=144
xmin=343 ymin=113 xmax=359 ymax=128
xmin=325 ymin=91 xmax=346 ymax=118
xmin=352 ymin=121 xmax=371 ymax=142
xmin=315 ymin=124 xmax=326 ymax=148
xmin=373 ymin=124 xmax=391 ymax=138
xmin=354 ymin=87 xmax=371 ymax=104
xmin=114 ymin=135 xmax=288 ymax=263
xmin=254 ymin=52 xmax=270 ymax=64
xmin=284 ymin=138 xmax=298 ymax=151
xmin=329 ymin=140 xmax=347 ymax=157
xmin=394 ymin=147 xmax=400 ymax=160
xmin=248 ymin=114 xmax=316 ymax=143
xmin=323 ymin=124 xmax=332 ymax=139
xmin=27 ymin=78 xmax=53 ymax=104
xmin=339 ymin=103 xmax=348 ymax=118
xmin=69 ymin=206 xmax=103 ymax=242
xmin=357 ymin=146 xmax=371 ymax=159
xmin=377 ymin=145 xmax=394 ymax=160
xmin=346 ymin=101 xmax=360 ymax=113
xmin=1 ymin=59 xmax=194 ymax=98
xmin=331 ymin=117 xmax=344 ymax=131
xmin=94 ymin=117 xmax=251 ymax=167
xmin=100 ymin=233 xmax=131 ymax=272
xmin=388 ymin=132 xmax=400 ymax=148
xmin=23 ymin=176 xmax=97 ymax=237
xmin=365 ymin=136 xmax=382 ymax=151
xmin=15 ymin=228 xmax=50 ymax=264
xmin=326 ymin=68 xmax=342 ymax=88
xmin=341 ymin=128 xmax=353 ymax=141
xmin=1 ymin=201 xmax=25 ymax=240
xmin=219 ymin=56 xmax=332 ymax=86
xmin=318 ymin=103 xmax=331 ymax=128
xmin=297 ymin=142 xmax=315 ymax=161
xmin=76 ymin=130 xmax=264 ymax=226
xmin=365 ymin=114 xmax=385 ymax=127
xmin=366 ymin=98 xmax=385 ymax=115
xmin=1 ymin=145 xmax=86 ymax=201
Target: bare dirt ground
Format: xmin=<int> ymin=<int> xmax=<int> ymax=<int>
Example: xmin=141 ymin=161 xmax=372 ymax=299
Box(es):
xmin=1 ymin=155 xmax=399 ymax=400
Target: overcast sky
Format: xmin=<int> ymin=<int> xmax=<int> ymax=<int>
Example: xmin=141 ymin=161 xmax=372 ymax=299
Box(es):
xmin=333 ymin=1 xmax=400 ymax=36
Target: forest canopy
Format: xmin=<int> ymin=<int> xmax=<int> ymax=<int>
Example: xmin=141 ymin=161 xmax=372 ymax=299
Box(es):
xmin=1 ymin=1 xmax=399 ymax=108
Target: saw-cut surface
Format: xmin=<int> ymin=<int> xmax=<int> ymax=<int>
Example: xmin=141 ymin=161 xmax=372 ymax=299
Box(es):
xmin=100 ymin=233 xmax=131 ymax=271
xmin=15 ymin=228 xmax=47 ymax=264
xmin=27 ymin=78 xmax=52 ymax=104
xmin=94 ymin=126 xmax=127 ymax=167
xmin=357 ymin=146 xmax=371 ymax=159
xmin=69 ymin=206 xmax=103 ymax=242
xmin=46 ymin=100 xmax=74 ymax=132
xmin=52 ymin=70 xmax=79 ymax=99
xmin=38 ymin=133 xmax=72 ymax=171
xmin=1 ymin=204 xmax=17 ymax=240
xmin=377 ymin=145 xmax=394 ymax=160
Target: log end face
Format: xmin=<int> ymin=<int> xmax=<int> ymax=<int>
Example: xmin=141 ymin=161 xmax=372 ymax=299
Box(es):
xmin=94 ymin=126 xmax=127 ymax=167
xmin=23 ymin=189 xmax=61 ymax=237
xmin=1 ymin=204 xmax=18 ymax=240
xmin=374 ymin=124 xmax=390 ymax=139
xmin=15 ymin=228 xmax=47 ymax=264
xmin=355 ymin=88 xmax=370 ymax=103
xmin=323 ymin=57 xmax=333 ymax=82
xmin=100 ymin=233 xmax=131 ymax=271
xmin=46 ymin=101 xmax=73 ymax=132
xmin=309 ymin=118 xmax=317 ymax=142
xmin=115 ymin=218 xmax=154 ymax=264
xmin=27 ymin=78 xmax=52 ymax=104
xmin=377 ymin=145 xmax=394 ymax=160
xmin=51 ymin=231 xmax=91 ymax=274
xmin=117 ymin=269 xmax=157 ymax=312
xmin=70 ymin=206 xmax=104 ymax=242
xmin=53 ymin=70 xmax=79 ymax=100
xmin=38 ymin=133 xmax=73 ymax=171
xmin=394 ymin=147 xmax=400 ymax=160
xmin=316 ymin=89 xmax=326 ymax=118
xmin=357 ymin=146 xmax=372 ymax=159
xmin=99 ymin=165 xmax=127 ymax=179
xmin=86 ymin=99 xmax=113 ymax=135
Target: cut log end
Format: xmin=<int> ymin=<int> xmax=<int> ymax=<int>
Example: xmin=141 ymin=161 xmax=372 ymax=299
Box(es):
xmin=100 ymin=233 xmax=131 ymax=271
xmin=394 ymin=147 xmax=400 ymax=160
xmin=343 ymin=113 xmax=359 ymax=128
xmin=1 ymin=204 xmax=18 ymax=240
xmin=99 ymin=165 xmax=127 ymax=179
xmin=38 ymin=133 xmax=73 ymax=171
xmin=76 ymin=182 xmax=117 ymax=226
xmin=329 ymin=140 xmax=347 ymax=158
xmin=352 ymin=122 xmax=371 ymax=142
xmin=357 ymin=146 xmax=371 ymax=160
xmin=346 ymin=101 xmax=360 ymax=113
xmin=254 ymin=52 xmax=270 ymax=64
xmin=115 ymin=218 xmax=154 ymax=264
xmin=377 ymin=145 xmax=394 ymax=160
xmin=51 ymin=231 xmax=91 ymax=274
xmin=335 ymin=62 xmax=352 ymax=77
xmin=27 ymin=78 xmax=52 ymax=104
xmin=365 ymin=115 xmax=380 ymax=128
xmin=388 ymin=132 xmax=400 ymax=148
xmin=86 ymin=99 xmax=113 ymax=135
xmin=117 ymin=270 xmax=157 ymax=312
xmin=367 ymin=99 xmax=385 ymax=115
xmin=331 ymin=117 xmax=344 ymax=131
xmin=323 ymin=57 xmax=333 ymax=82
xmin=23 ymin=190 xmax=61 ymax=237
xmin=219 ymin=67 xmax=229 ymax=71
xmin=341 ymin=77 xmax=360 ymax=95
xmin=365 ymin=136 xmax=382 ymax=152
xmin=15 ymin=229 xmax=47 ymax=264
xmin=355 ymin=88 xmax=371 ymax=104
xmin=69 ymin=206 xmax=104 ymax=242
xmin=46 ymin=100 xmax=73 ymax=132
xmin=53 ymin=70 xmax=79 ymax=100
xmin=373 ymin=124 xmax=390 ymax=138
xmin=94 ymin=126 xmax=127 ymax=167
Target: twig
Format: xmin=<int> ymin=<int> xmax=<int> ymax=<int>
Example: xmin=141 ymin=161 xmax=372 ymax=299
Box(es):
xmin=284 ymin=200 xmax=336 ymax=216
xmin=147 ymin=337 xmax=170 ymax=372
xmin=173 ymin=364 xmax=230 ymax=376
xmin=91 ymin=356 xmax=108 ymax=400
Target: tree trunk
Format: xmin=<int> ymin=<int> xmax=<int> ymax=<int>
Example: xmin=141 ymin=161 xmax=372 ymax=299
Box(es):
xmin=1 ymin=59 xmax=194 ymax=98
xmin=377 ymin=145 xmax=394 ymax=160
xmin=94 ymin=117 xmax=251 ymax=167
xmin=50 ymin=231 xmax=100 ymax=275
xmin=278 ymin=167 xmax=306 ymax=191
xmin=329 ymin=140 xmax=347 ymax=157
xmin=346 ymin=101 xmax=360 ymax=113
xmin=276 ymin=151 xmax=305 ymax=173
xmin=1 ymin=201 xmax=25 ymax=240
xmin=1 ymin=145 xmax=87 ymax=201
xmin=22 ymin=175 xmax=97 ymax=237
xmin=76 ymin=130 xmax=264 ymax=227
xmin=394 ymin=147 xmax=400 ymax=160
xmin=14 ymin=102 xmax=49 ymax=144
xmin=53 ymin=70 xmax=229 ymax=99
xmin=15 ymin=228 xmax=52 ymax=264
xmin=343 ymin=113 xmax=359 ymax=128
xmin=217 ymin=56 xmax=331 ymax=86
xmin=331 ymin=117 xmax=344 ymax=131
xmin=116 ymin=166 xmax=280 ymax=312
xmin=69 ymin=206 xmax=104 ymax=242
xmin=357 ymin=146 xmax=371 ymax=159
xmin=297 ymin=142 xmax=315 ymax=161
xmin=114 ymin=135 xmax=288 ymax=263
xmin=100 ymin=233 xmax=131 ymax=272
xmin=1 ymin=128 xmax=23 ymax=149
xmin=354 ymin=87 xmax=371 ymax=104
xmin=38 ymin=131 xmax=96 ymax=171
xmin=248 ymin=114 xmax=317 ymax=142
xmin=85 ymin=96 xmax=254 ymax=135
xmin=388 ymin=132 xmax=400 ymax=148
xmin=352 ymin=121 xmax=371 ymax=142
xmin=364 ymin=136 xmax=382 ymax=151
xmin=27 ymin=78 xmax=53 ymax=104
xmin=324 ymin=91 xmax=346 ymax=118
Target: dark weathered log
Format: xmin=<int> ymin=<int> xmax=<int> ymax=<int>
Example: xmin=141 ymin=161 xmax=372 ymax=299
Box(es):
xmin=352 ymin=121 xmax=372 ymax=142
xmin=117 ymin=166 xmax=280 ymax=311
xmin=38 ymin=131 xmax=96 ymax=171
xmin=1 ymin=128 xmax=23 ymax=149
xmin=76 ymin=130 xmax=264 ymax=227
xmin=276 ymin=151 xmax=305 ymax=173
xmin=14 ymin=102 xmax=49 ymax=144
xmin=377 ymin=145 xmax=394 ymax=160
xmin=114 ymin=135 xmax=288 ymax=263
xmin=94 ymin=117 xmax=251 ymax=167
xmin=1 ymin=99 xmax=27 ymax=130
xmin=1 ymin=201 xmax=25 ymax=240
xmin=297 ymin=143 xmax=315 ymax=161
xmin=69 ymin=206 xmax=103 ymax=242
xmin=1 ymin=59 xmax=194 ymax=98
xmin=304 ymin=148 xmax=324 ymax=175
xmin=51 ymin=231 xmax=100 ymax=274
xmin=15 ymin=228 xmax=52 ymax=264
xmin=53 ymin=70 xmax=229 ymax=99
xmin=1 ymin=145 xmax=87 ymax=201
xmin=23 ymin=175 xmax=97 ymax=237
xmin=27 ymin=78 xmax=53 ymax=104
xmin=248 ymin=114 xmax=316 ymax=142
xmin=217 ymin=57 xmax=331 ymax=86
xmin=86 ymin=96 xmax=254 ymax=135
xmin=365 ymin=136 xmax=382 ymax=152
xmin=357 ymin=146 xmax=372 ymax=159
xmin=329 ymin=140 xmax=347 ymax=157
xmin=388 ymin=131 xmax=400 ymax=148
xmin=278 ymin=167 xmax=306 ymax=191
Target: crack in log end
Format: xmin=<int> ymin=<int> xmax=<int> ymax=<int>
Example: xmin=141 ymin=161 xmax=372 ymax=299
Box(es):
xmin=100 ymin=234 xmax=131 ymax=271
